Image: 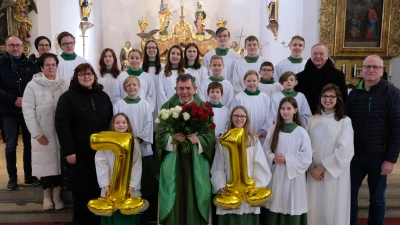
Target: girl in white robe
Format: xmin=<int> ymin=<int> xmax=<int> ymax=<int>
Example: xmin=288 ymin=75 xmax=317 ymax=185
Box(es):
xmin=157 ymin=45 xmax=187 ymax=111
xmin=113 ymin=76 xmax=156 ymax=199
xmin=231 ymin=70 xmax=273 ymax=144
xmin=56 ymin=31 xmax=89 ymax=81
xmin=199 ymin=55 xmax=234 ymax=108
xmin=263 ymin=96 xmax=312 ymax=225
xmin=202 ymin=27 xmax=240 ymax=82
xmin=305 ymin=84 xmax=354 ymax=225
xmin=111 ymin=49 xmax=156 ymax=113
xmin=96 ymin=48 xmax=121 ymax=98
xmin=184 ymin=43 xmax=208 ymax=92
xmin=211 ymin=106 xmax=272 ymax=225
xmin=270 ymin=71 xmax=311 ymax=126
xmin=95 ymin=113 xmax=145 ymax=224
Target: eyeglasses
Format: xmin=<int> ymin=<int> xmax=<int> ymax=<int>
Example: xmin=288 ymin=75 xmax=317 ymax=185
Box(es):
xmin=38 ymin=44 xmax=50 ymax=48
xmin=44 ymin=63 xmax=57 ymax=68
xmin=232 ymin=115 xmax=247 ymax=119
xmin=78 ymin=72 xmax=94 ymax=77
xmin=321 ymin=95 xmax=337 ymax=100
xmin=261 ymin=68 xmax=273 ymax=72
xmin=146 ymin=46 xmax=157 ymax=50
xmin=363 ymin=65 xmax=383 ymax=70
xmin=61 ymin=42 xmax=75 ymax=47
xmin=7 ymin=44 xmax=23 ymax=48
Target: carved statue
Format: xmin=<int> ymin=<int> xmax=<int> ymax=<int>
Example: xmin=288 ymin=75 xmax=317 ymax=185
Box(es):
xmin=268 ymin=0 xmax=278 ymax=24
xmin=80 ymin=0 xmax=92 ymax=22
xmin=230 ymin=41 xmax=244 ymax=56
xmin=120 ymin=41 xmax=132 ymax=70
xmin=216 ymin=17 xmax=227 ymax=28
xmin=194 ymin=1 xmax=206 ymax=34
xmin=138 ymin=17 xmax=149 ymax=33
xmin=158 ymin=0 xmax=171 ymax=35
xmin=13 ymin=0 xmax=37 ymax=42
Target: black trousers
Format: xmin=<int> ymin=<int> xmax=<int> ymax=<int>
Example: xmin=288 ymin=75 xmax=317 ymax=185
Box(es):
xmin=72 ymin=188 xmax=101 ymax=225
xmin=41 ymin=175 xmax=61 ymax=189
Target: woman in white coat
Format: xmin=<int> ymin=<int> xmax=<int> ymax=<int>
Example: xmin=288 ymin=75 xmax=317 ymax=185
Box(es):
xmin=22 ymin=53 xmax=69 ymax=210
xmin=306 ymin=84 xmax=354 ymax=225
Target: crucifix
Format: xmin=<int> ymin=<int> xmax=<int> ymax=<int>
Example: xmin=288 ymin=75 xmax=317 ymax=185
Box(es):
xmin=236 ymin=27 xmax=247 ymax=47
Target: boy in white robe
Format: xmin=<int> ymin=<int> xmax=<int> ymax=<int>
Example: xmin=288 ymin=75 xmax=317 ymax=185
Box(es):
xmin=199 ymin=55 xmax=234 ymax=108
xmin=270 ymin=71 xmax=311 ymax=126
xmin=232 ymin=35 xmax=268 ymax=94
xmin=258 ymin=61 xmax=282 ymax=97
xmin=274 ymin=35 xmax=306 ymax=80
xmin=207 ymin=82 xmax=229 ymax=139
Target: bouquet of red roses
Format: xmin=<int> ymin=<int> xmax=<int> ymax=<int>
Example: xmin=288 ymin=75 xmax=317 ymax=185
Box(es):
xmin=155 ymin=102 xmax=215 ymax=153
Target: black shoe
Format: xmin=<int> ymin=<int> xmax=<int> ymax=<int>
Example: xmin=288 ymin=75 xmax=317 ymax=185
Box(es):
xmin=24 ymin=176 xmax=41 ymax=186
xmin=7 ymin=177 xmax=19 ymax=190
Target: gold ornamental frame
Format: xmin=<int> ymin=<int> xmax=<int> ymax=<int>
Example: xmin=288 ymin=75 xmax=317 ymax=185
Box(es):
xmin=0 ymin=7 xmax=18 ymax=54
xmin=320 ymin=0 xmax=400 ymax=57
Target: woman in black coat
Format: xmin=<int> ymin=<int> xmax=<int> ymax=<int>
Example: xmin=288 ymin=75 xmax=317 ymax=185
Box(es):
xmin=55 ymin=63 xmax=113 ymax=225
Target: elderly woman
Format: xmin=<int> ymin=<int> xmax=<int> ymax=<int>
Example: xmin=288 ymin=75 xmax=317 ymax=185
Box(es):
xmin=55 ymin=63 xmax=113 ymax=225
xmin=29 ymin=36 xmax=51 ymax=64
xmin=22 ymin=53 xmax=69 ymax=210
xmin=306 ymin=84 xmax=354 ymax=225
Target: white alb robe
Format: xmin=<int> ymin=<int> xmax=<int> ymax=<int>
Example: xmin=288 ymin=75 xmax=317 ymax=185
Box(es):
xmin=113 ymin=99 xmax=153 ymax=157
xmin=263 ymin=125 xmax=312 ymax=215
xmin=157 ymin=69 xmax=188 ymax=111
xmin=95 ymin=139 xmax=142 ymax=197
xmin=111 ymin=71 xmax=156 ymax=112
xmin=232 ymin=56 xmax=268 ymax=94
xmin=274 ymin=58 xmax=306 ymax=81
xmin=231 ymin=91 xmax=274 ymax=143
xmin=202 ymin=49 xmax=240 ymax=82
xmin=144 ymin=64 xmax=165 ymax=129
xmin=57 ymin=55 xmax=89 ymax=82
xmin=258 ymin=82 xmax=282 ymax=97
xmin=212 ymin=106 xmax=230 ymax=137
xmin=211 ymin=139 xmax=271 ymax=215
xmin=96 ymin=72 xmax=118 ymax=98
xmin=198 ymin=79 xmax=234 ymax=108
xmin=187 ymin=66 xmax=208 ymax=92
xmin=270 ymin=92 xmax=312 ymax=126
xmin=305 ymin=112 xmax=354 ymax=225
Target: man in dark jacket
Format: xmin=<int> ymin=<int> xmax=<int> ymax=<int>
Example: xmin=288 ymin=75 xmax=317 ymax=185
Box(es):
xmin=346 ymin=55 xmax=400 ymax=225
xmin=0 ymin=35 xmax=40 ymax=190
xmin=295 ymin=43 xmax=348 ymax=114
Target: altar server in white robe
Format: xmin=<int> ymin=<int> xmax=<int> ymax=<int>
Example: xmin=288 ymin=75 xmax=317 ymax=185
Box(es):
xmin=141 ymin=40 xmax=165 ymax=131
xmin=157 ymin=45 xmax=187 ymax=112
xmin=96 ymin=48 xmax=121 ymax=98
xmin=95 ymin=113 xmax=145 ymax=224
xmin=274 ymin=35 xmax=306 ymax=80
xmin=184 ymin=43 xmax=208 ymax=91
xmin=232 ymin=36 xmax=268 ymax=94
xmin=199 ymin=55 xmax=234 ymax=108
xmin=211 ymin=106 xmax=272 ymax=225
xmin=113 ymin=76 xmax=155 ymax=198
xmin=206 ymin=82 xmax=229 ymax=139
xmin=271 ymin=71 xmax=311 ymax=126
xmin=57 ymin=31 xmax=89 ymax=81
xmin=263 ymin=96 xmax=312 ymax=225
xmin=258 ymin=61 xmax=282 ymax=97
xmin=231 ymin=70 xmax=273 ymax=144
xmin=111 ymin=49 xmax=156 ymax=113
xmin=202 ymin=27 xmax=240 ymax=82
xmin=306 ymin=84 xmax=354 ymax=225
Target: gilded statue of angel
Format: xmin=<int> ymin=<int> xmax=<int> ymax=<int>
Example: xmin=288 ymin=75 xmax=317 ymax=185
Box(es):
xmin=80 ymin=0 xmax=93 ymax=22
xmin=9 ymin=0 xmax=37 ymax=42
xmin=158 ymin=0 xmax=171 ymax=35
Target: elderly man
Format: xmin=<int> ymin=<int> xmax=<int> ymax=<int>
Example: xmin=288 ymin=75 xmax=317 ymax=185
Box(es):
xmin=0 ymin=35 xmax=40 ymax=190
xmin=346 ymin=55 xmax=400 ymax=225
xmin=155 ymin=74 xmax=215 ymax=225
xmin=295 ymin=43 xmax=348 ymax=113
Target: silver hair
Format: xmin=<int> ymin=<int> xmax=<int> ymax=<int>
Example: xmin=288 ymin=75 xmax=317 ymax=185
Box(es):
xmin=176 ymin=73 xmax=197 ymax=88
xmin=363 ymin=55 xmax=384 ymax=67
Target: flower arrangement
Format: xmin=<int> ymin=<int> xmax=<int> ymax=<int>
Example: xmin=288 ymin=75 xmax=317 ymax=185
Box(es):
xmin=156 ymin=102 xmax=215 ymax=153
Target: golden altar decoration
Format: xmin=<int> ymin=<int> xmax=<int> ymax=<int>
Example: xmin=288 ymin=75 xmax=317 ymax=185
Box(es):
xmin=137 ymin=1 xmax=217 ymax=64
xmin=319 ymin=0 xmax=400 ymax=86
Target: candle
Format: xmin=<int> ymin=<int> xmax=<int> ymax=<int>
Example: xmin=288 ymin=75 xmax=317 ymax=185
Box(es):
xmin=354 ymin=64 xmax=356 ymax=77
xmin=342 ymin=64 xmax=346 ymax=74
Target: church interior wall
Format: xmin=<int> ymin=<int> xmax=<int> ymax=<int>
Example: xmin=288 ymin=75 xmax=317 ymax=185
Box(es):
xmin=28 ymin=0 xmax=400 ymax=87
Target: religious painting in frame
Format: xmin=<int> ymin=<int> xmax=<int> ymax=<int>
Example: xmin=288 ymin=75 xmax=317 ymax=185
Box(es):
xmin=320 ymin=0 xmax=400 ymax=57
xmin=0 ymin=7 xmax=17 ymax=54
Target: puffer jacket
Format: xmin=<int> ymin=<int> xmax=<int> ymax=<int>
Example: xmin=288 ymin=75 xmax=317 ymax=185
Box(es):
xmin=346 ymin=79 xmax=400 ymax=163
xmin=22 ymin=72 xmax=69 ymax=177
xmin=55 ymin=80 xmax=113 ymax=191
xmin=0 ymin=52 xmax=40 ymax=116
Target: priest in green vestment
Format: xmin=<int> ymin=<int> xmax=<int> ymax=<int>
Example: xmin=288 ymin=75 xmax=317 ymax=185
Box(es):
xmin=155 ymin=74 xmax=215 ymax=225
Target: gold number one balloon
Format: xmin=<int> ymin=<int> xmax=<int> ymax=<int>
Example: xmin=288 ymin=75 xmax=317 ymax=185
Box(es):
xmin=214 ymin=127 xmax=272 ymax=209
xmin=87 ymin=131 xmax=148 ymax=216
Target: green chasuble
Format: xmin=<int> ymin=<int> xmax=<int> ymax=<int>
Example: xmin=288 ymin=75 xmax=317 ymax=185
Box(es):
xmin=155 ymin=93 xmax=215 ymax=225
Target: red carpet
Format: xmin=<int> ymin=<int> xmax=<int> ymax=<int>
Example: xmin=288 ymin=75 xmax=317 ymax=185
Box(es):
xmin=357 ymin=218 xmax=400 ymax=225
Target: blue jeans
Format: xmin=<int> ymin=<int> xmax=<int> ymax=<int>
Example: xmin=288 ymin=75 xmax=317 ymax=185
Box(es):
xmin=350 ymin=154 xmax=387 ymax=225
xmin=1 ymin=114 xmax=32 ymax=179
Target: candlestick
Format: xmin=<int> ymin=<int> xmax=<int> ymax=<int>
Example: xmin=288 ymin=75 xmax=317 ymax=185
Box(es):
xmin=354 ymin=64 xmax=356 ymax=77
